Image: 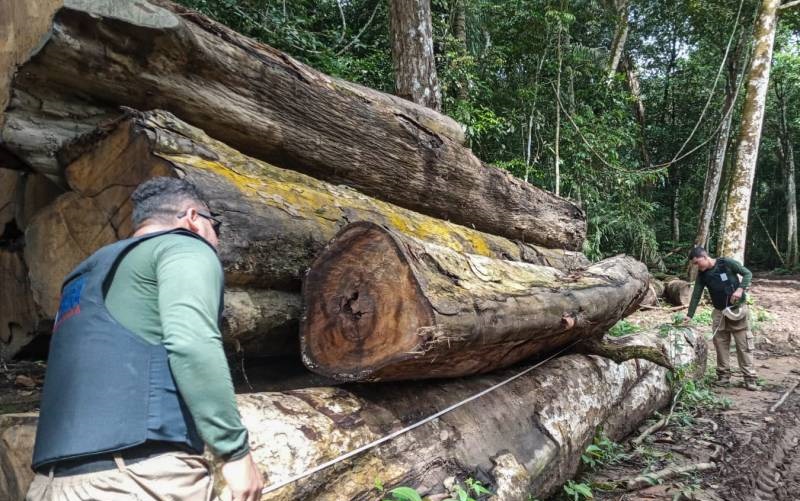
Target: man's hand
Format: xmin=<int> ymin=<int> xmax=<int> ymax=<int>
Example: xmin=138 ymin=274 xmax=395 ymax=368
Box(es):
xmin=730 ymin=287 xmax=744 ymax=303
xmin=221 ymin=451 xmax=264 ymax=501
xmin=680 ymin=315 xmax=692 ymax=325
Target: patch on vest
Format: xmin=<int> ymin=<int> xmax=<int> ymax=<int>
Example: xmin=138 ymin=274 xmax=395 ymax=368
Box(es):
xmin=54 ymin=277 xmax=86 ymax=331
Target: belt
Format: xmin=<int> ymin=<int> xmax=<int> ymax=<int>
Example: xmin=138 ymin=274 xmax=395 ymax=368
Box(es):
xmin=38 ymin=441 xmax=192 ymax=477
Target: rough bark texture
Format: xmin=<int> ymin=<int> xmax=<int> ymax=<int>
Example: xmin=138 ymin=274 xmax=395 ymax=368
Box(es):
xmin=721 ymin=0 xmax=781 ymax=262
xmin=0 ymin=413 xmax=38 ymax=501
xmin=389 ymin=0 xmax=442 ymax=111
xmin=0 ymin=168 xmax=19 ymax=235
xmin=0 ymin=249 xmax=42 ymax=361
xmin=302 ymin=222 xmax=648 ymax=381
xmin=19 ymin=110 xmax=586 ymax=358
xmin=0 ymin=0 xmax=63 ymax=131
xmin=0 ymin=328 xmax=705 ymax=501
xmin=777 ymin=83 xmax=798 ymax=267
xmin=13 ymin=172 xmax=63 ymax=231
xmin=606 ymin=0 xmax=629 ymax=81
xmin=663 ymin=278 xmax=692 ymax=307
xmin=0 ymin=0 xmax=587 ymax=248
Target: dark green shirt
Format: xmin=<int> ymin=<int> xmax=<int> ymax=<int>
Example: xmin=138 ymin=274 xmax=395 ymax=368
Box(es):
xmin=687 ymin=257 xmax=752 ymax=317
xmin=105 ymin=233 xmax=249 ymax=460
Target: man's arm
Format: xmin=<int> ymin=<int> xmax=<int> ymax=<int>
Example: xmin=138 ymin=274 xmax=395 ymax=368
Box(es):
xmin=155 ymin=237 xmax=249 ymax=460
xmin=686 ymin=276 xmax=704 ymax=318
xmin=725 ymin=258 xmax=752 ymax=303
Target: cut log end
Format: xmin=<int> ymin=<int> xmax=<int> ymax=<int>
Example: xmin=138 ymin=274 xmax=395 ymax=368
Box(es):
xmin=301 ymin=222 xmax=434 ymax=380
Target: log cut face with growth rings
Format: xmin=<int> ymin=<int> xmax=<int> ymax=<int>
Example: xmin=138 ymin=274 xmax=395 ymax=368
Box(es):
xmin=301 ymin=222 xmax=650 ymax=381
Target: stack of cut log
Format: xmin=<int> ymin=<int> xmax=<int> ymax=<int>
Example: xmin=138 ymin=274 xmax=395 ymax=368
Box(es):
xmin=0 ymin=1 xmax=703 ymax=500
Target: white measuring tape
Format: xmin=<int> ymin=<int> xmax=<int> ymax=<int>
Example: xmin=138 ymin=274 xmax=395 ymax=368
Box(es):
xmin=261 ymin=341 xmax=579 ymax=494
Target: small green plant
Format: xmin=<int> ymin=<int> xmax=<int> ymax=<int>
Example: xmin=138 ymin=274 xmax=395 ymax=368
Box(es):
xmin=580 ymin=429 xmax=628 ymax=471
xmin=382 ymin=486 xmax=423 ymax=501
xmin=374 ymin=477 xmax=385 ymax=492
xmin=608 ymin=319 xmax=640 ymax=337
xmin=690 ymin=308 xmax=712 ymax=326
xmin=443 ymin=478 xmax=493 ymax=501
xmin=562 ymin=480 xmax=594 ymax=500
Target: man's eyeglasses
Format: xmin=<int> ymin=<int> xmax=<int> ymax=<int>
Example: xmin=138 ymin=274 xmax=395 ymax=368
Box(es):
xmin=177 ymin=209 xmax=222 ymax=237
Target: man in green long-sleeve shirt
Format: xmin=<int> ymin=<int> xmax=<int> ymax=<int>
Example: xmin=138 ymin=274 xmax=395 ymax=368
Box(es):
xmin=28 ymin=177 xmax=263 ymax=501
xmin=683 ymin=246 xmax=758 ymax=390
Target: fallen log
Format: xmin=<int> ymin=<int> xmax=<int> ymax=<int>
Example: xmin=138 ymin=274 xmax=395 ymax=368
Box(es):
xmin=0 ymin=249 xmax=43 ymax=361
xmin=663 ymin=279 xmax=693 ymax=306
xmin=18 ymin=110 xmax=586 ymax=358
xmin=0 ymin=328 xmax=705 ymax=501
xmin=301 ymin=222 xmax=649 ymax=381
xmin=13 ymin=172 xmax=64 ymax=231
xmin=2 ymin=0 xmax=585 ymax=248
xmin=0 ymin=168 xmax=19 ymax=235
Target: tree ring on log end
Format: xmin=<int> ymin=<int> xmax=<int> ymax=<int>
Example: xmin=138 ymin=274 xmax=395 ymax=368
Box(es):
xmin=301 ymin=222 xmax=434 ymax=380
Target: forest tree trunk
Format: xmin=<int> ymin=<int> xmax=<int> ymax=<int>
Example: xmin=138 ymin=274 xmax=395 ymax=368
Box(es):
xmin=388 ymin=0 xmax=442 ymax=111
xmin=301 ymin=222 xmax=648 ymax=381
xmin=776 ymin=81 xmax=798 ymax=267
xmin=720 ymin=0 xmax=781 ymax=262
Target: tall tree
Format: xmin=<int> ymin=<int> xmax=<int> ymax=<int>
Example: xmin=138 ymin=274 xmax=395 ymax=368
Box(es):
xmin=720 ymin=0 xmax=788 ymax=262
xmin=694 ymin=31 xmax=746 ymax=252
xmin=776 ymin=78 xmax=798 ymax=266
xmin=388 ymin=0 xmax=442 ymax=110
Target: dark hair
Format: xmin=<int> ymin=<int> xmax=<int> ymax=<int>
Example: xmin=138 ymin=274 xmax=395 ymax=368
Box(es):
xmin=688 ymin=246 xmax=708 ymax=260
xmin=130 ymin=177 xmax=207 ymax=227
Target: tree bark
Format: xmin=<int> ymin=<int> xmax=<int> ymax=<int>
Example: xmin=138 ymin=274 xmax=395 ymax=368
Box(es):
xmin=389 ymin=0 xmax=442 ymax=111
xmin=606 ymin=0 xmax=629 ymax=82
xmin=301 ymin=222 xmax=648 ymax=382
xmin=721 ymin=0 xmax=781 ymax=262
xmin=0 ymin=1 xmax=587 ymax=248
xmin=694 ymin=75 xmax=739 ymax=253
xmin=776 ymin=82 xmax=798 ymax=268
xmin=18 ymin=110 xmax=587 ymax=358
xmin=663 ymin=278 xmax=692 ymax=307
xmin=0 ymin=168 xmax=19 ymax=236
xmin=619 ymin=55 xmax=651 ymax=167
xmin=1 ymin=328 xmax=706 ymax=501
xmin=0 ymin=249 xmax=42 ymax=361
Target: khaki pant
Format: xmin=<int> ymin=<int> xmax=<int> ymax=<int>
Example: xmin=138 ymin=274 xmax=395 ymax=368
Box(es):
xmin=26 ymin=451 xmax=213 ymax=501
xmin=712 ymin=305 xmax=757 ymax=381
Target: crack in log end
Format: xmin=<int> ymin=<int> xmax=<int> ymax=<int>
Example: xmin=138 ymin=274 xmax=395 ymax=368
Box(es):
xmin=395 ymin=113 xmax=444 ymax=151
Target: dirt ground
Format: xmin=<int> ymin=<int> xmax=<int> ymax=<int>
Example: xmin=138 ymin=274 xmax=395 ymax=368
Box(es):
xmin=581 ymin=273 xmax=800 ymax=501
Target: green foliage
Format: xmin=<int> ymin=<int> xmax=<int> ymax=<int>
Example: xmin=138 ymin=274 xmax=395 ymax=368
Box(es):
xmin=562 ymin=480 xmax=594 ymax=500
xmin=580 ymin=429 xmax=628 ymax=471
xmin=383 ymin=487 xmax=423 ymax=501
xmin=690 ymin=308 xmax=713 ymax=326
xmin=608 ymin=319 xmax=640 ymax=338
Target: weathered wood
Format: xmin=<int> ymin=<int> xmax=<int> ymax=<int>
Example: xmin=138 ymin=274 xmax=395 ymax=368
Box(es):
xmin=389 ymin=0 xmax=441 ymax=110
xmin=19 ymin=110 xmax=586 ymax=358
xmin=1 ymin=0 xmax=585 ymax=248
xmin=0 ymin=0 xmax=63 ymax=130
xmin=0 ymin=413 xmax=38 ymax=501
xmin=1 ymin=329 xmax=705 ymax=501
xmin=663 ymin=278 xmax=692 ymax=307
xmin=301 ymin=222 xmax=648 ymax=381
xmin=13 ymin=172 xmax=63 ymax=230
xmin=0 ymin=168 xmax=19 ymax=235
xmin=0 ymin=249 xmax=43 ymax=361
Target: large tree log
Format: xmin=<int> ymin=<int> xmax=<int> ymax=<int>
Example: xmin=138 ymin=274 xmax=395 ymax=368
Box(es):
xmin=0 ymin=328 xmax=705 ymax=501
xmin=0 ymin=168 xmax=19 ymax=235
xmin=0 ymin=249 xmax=42 ymax=361
xmin=301 ymin=222 xmax=648 ymax=381
xmin=1 ymin=0 xmax=585 ymax=249
xmin=18 ymin=110 xmax=586 ymax=358
xmin=663 ymin=278 xmax=692 ymax=307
